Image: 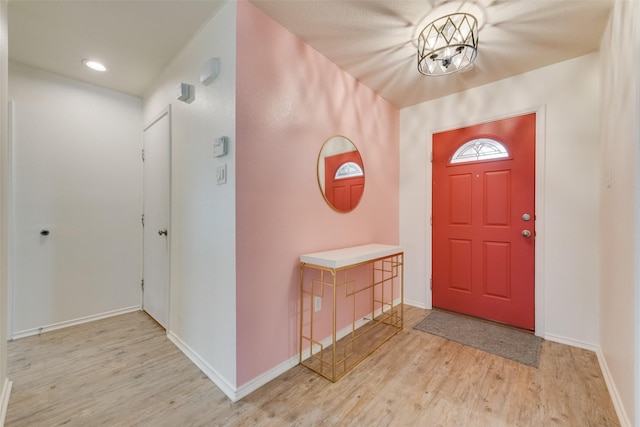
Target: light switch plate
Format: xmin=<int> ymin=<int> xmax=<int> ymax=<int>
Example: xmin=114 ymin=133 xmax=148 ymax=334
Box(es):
xmin=217 ymin=164 xmax=227 ymax=185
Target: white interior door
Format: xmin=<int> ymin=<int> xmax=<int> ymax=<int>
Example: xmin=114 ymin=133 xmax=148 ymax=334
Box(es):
xmin=143 ymin=108 xmax=171 ymax=328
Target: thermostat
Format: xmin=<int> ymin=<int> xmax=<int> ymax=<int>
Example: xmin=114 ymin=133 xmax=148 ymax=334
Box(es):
xmin=213 ymin=137 xmax=228 ymax=157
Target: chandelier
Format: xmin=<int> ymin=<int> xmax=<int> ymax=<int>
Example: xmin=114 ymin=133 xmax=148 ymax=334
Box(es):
xmin=417 ymin=13 xmax=478 ymax=76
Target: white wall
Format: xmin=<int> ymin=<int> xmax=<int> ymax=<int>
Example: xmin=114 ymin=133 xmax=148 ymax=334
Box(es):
xmin=9 ymin=62 xmax=142 ymax=337
xmin=0 ymin=0 xmax=12 ymax=418
xmin=400 ymin=53 xmax=600 ymax=347
xmin=599 ymin=1 xmax=639 ymax=425
xmin=143 ymin=1 xmax=237 ymax=393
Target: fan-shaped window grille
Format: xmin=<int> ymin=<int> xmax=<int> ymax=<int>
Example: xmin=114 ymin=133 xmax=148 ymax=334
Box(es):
xmin=335 ymin=162 xmax=364 ymax=179
xmin=450 ymin=138 xmax=509 ymax=164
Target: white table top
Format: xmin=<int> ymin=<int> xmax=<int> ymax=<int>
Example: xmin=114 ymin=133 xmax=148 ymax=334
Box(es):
xmin=300 ymin=243 xmax=403 ymax=269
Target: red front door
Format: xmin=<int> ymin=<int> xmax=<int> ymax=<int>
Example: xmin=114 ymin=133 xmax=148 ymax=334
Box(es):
xmin=325 ymin=151 xmax=364 ymax=212
xmin=432 ymin=113 xmax=536 ymax=330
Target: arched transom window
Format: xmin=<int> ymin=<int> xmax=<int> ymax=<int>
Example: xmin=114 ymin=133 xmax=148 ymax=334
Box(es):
xmin=335 ymin=162 xmax=364 ymax=179
xmin=450 ymin=138 xmax=509 ymax=164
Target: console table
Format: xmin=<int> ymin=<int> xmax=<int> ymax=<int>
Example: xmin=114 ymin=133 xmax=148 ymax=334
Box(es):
xmin=299 ymin=244 xmax=403 ymax=381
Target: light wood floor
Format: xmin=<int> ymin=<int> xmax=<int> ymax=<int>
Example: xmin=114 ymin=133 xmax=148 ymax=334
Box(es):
xmin=6 ymin=306 xmax=620 ymax=426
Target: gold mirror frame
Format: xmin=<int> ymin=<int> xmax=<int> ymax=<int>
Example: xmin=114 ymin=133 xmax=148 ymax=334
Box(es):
xmin=317 ymin=136 xmax=365 ymax=213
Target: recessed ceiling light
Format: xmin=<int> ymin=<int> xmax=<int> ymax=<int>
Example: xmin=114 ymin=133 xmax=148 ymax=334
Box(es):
xmin=82 ymin=59 xmax=108 ymax=72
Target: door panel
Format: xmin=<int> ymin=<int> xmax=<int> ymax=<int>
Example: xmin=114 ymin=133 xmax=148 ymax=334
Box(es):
xmin=483 ymin=241 xmax=510 ymax=298
xmin=143 ymin=109 xmax=171 ymax=329
xmin=432 ymin=113 xmax=535 ymax=330
xmin=450 ymin=174 xmax=472 ymax=224
xmin=484 ymin=171 xmax=510 ymax=225
xmin=449 ymin=239 xmax=472 ymax=292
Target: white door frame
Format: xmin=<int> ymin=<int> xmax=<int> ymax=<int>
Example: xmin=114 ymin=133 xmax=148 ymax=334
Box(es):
xmin=142 ymin=105 xmax=172 ymax=330
xmin=7 ymin=100 xmax=15 ymax=338
xmin=428 ymin=105 xmax=546 ymax=336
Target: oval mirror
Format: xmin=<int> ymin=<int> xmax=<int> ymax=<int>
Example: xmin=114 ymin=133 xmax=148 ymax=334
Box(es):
xmin=317 ymin=136 xmax=365 ymax=213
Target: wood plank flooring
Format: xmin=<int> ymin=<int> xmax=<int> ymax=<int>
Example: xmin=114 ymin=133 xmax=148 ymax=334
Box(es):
xmin=5 ymin=306 xmax=620 ymax=426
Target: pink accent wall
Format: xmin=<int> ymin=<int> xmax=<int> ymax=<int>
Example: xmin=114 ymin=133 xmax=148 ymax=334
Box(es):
xmin=236 ymin=1 xmax=400 ymax=386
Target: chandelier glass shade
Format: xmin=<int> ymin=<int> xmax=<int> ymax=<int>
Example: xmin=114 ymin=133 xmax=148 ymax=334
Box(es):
xmin=417 ymin=13 xmax=478 ymax=76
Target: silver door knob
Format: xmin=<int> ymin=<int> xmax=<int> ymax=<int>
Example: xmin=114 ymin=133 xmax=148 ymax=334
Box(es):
xmin=158 ymin=229 xmax=168 ymax=236
xmin=522 ymin=230 xmax=532 ymax=238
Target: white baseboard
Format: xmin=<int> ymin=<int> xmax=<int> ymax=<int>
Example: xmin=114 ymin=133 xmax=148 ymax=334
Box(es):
xmin=166 ymin=331 xmax=238 ymax=402
xmin=168 ymin=300 xmax=405 ymax=403
xmin=404 ymin=299 xmax=428 ymax=310
xmin=167 ymin=331 xmax=302 ymax=402
xmin=0 ymin=379 xmax=12 ymax=427
xmin=595 ymin=347 xmax=631 ymax=427
xmin=543 ymin=333 xmax=598 ymax=352
xmin=235 ymin=355 xmax=299 ymax=401
xmin=11 ymin=305 xmax=141 ymax=340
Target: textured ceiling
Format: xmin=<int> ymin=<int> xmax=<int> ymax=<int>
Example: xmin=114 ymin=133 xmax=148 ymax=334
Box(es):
xmin=8 ymin=0 xmax=613 ymax=107
xmin=251 ymin=0 xmax=613 ymax=107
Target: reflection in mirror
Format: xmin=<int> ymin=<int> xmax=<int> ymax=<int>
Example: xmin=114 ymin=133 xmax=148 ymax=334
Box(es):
xmin=317 ymin=136 xmax=365 ymax=212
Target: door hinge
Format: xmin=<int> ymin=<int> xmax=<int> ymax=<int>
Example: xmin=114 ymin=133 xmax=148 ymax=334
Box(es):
xmin=430 ymin=276 xmax=433 ymax=291
xmin=430 ymin=215 xmax=432 ymax=226
xmin=142 ymin=149 xmax=145 ymax=162
xmin=430 ymin=151 xmax=433 ymax=163
xmin=141 ymin=279 xmax=144 ymax=290
xmin=141 ymin=213 xmax=144 ymax=227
